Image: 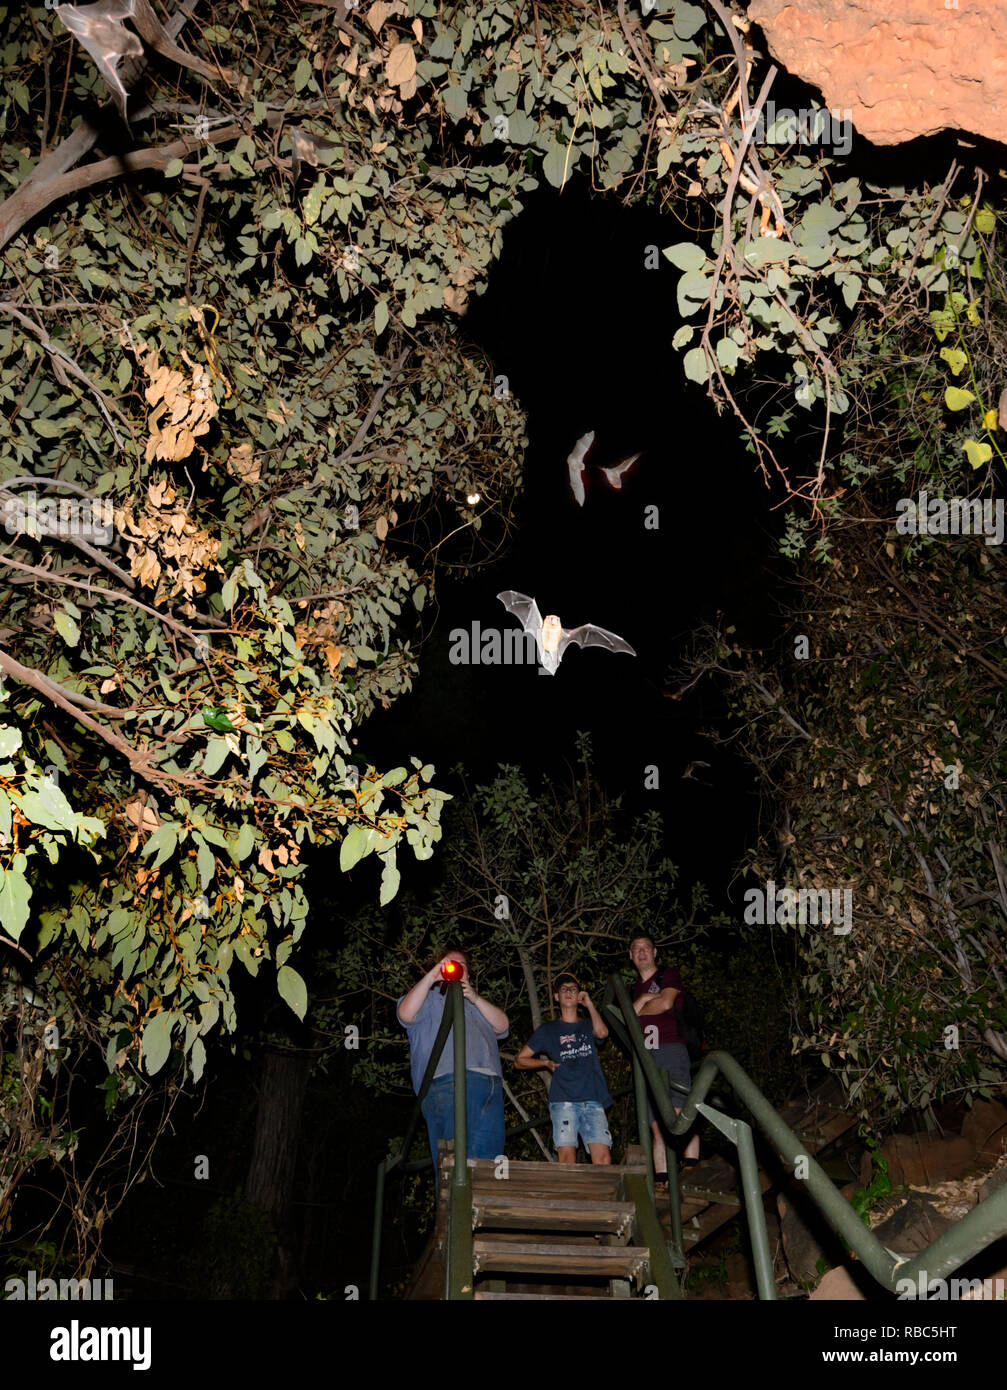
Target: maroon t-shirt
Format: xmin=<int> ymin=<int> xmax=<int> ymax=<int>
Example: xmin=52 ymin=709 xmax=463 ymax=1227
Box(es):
xmin=631 ymin=966 xmax=684 ymax=1045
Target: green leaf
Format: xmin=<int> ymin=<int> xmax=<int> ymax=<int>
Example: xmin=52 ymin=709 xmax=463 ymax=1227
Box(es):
xmin=683 ymin=346 xmax=710 ymax=384
xmin=53 ymin=610 xmax=80 ymax=647
xmin=142 ymin=824 xmax=179 ymax=868
xmin=303 ymin=179 xmax=324 ymax=227
xmin=0 ymin=867 xmax=31 ymax=941
xmin=143 ymin=1012 xmax=174 ymax=1076
xmin=339 ymin=823 xmax=370 ymax=871
xmin=379 ymin=852 xmax=400 ymax=906
xmin=18 ymin=781 xmax=77 ymax=834
xmin=203 ymin=737 xmax=231 ymax=776
xmin=231 ymin=822 xmax=256 ymax=863
xmin=164 ymin=159 xmax=184 ymax=178
xmin=277 ymin=964 xmax=307 ymax=1021
xmin=677 ymin=268 xmax=710 ymax=316
xmin=962 ymin=439 xmax=993 ymax=468
xmin=190 ymin=1037 xmax=206 ymax=1083
xmin=944 ymin=386 xmax=976 ymax=411
xmin=196 ymin=836 xmax=216 ymax=891
xmin=975 ymin=208 xmax=996 ymax=234
xmin=742 ymin=238 xmax=795 ymax=269
xmin=542 ymin=137 xmax=568 ymax=189
xmin=939 ymin=347 xmax=968 ymax=377
xmin=0 ymin=727 xmax=22 ymax=758
xmin=672 ymin=2 xmax=707 ymax=39
xmin=662 ymin=242 xmax=706 ymax=272
xmin=374 ymin=299 xmax=389 ymax=336
xmin=202 ymin=706 xmax=236 ymax=733
xmin=716 ymin=337 xmax=740 ymax=373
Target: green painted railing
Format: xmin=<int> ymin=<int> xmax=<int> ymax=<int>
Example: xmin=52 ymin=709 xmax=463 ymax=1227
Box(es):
xmin=603 ymin=972 xmax=1007 ymax=1300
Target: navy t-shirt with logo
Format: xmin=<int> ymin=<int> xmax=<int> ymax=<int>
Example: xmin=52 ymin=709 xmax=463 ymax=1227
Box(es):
xmin=526 ymin=1018 xmax=612 ymax=1107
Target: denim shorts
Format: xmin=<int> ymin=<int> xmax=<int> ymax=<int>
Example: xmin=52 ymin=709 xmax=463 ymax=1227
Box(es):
xmin=550 ymin=1100 xmax=612 ymax=1151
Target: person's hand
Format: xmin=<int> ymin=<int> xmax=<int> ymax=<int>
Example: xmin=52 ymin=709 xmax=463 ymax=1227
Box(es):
xmin=544 ymin=1059 xmax=559 ymax=1073
xmin=577 ymin=990 xmax=591 ymax=1007
xmin=460 ymin=977 xmax=477 ymax=1002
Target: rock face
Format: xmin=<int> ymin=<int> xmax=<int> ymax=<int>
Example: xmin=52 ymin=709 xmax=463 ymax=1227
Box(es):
xmin=881 ymin=1131 xmax=975 ymax=1187
xmin=809 ymin=1264 xmax=867 ymax=1300
xmin=962 ymin=1099 xmax=1007 ymax=1162
xmin=871 ymin=1192 xmax=954 ymax=1254
xmin=747 ymin=0 xmax=1007 ymax=146
xmin=777 ymin=1184 xmax=850 ymax=1285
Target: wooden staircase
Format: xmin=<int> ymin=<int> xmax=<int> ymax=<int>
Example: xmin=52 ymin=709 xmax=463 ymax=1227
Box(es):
xmin=402 ymin=1078 xmax=857 ymax=1299
xmin=406 ymin=1154 xmax=680 ymax=1300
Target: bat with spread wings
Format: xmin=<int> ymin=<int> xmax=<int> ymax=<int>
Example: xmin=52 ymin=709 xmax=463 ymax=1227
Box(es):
xmin=57 ymin=0 xmax=233 ymax=121
xmin=57 ymin=1 xmax=143 ymax=119
xmin=566 ymin=430 xmax=642 ymax=507
xmin=497 ymin=591 xmax=636 ymax=676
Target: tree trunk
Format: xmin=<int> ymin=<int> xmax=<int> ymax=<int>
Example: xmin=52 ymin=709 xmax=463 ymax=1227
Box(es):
xmin=245 ymin=1047 xmax=310 ymax=1298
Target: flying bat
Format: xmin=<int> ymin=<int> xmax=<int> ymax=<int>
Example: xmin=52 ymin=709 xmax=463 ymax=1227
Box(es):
xmin=57 ymin=1 xmax=143 ymax=120
xmin=497 ymin=591 xmax=636 ymax=676
xmin=57 ymin=0 xmax=234 ymax=121
xmin=288 ymin=126 xmax=342 ymax=182
xmin=566 ymin=430 xmax=642 ymax=507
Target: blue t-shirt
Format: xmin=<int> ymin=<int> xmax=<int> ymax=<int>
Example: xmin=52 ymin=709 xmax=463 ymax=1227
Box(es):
xmin=397 ymin=985 xmax=508 ymax=1094
xmin=525 ymin=1018 xmax=612 ymax=1107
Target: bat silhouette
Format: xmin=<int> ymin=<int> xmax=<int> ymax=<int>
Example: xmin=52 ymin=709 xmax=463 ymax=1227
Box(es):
xmin=57 ymin=1 xmax=142 ymax=119
xmin=288 ymin=126 xmax=342 ymax=182
xmin=566 ymin=430 xmax=642 ymax=507
xmin=497 ymin=591 xmax=636 ymax=676
xmin=57 ymin=0 xmax=233 ymax=121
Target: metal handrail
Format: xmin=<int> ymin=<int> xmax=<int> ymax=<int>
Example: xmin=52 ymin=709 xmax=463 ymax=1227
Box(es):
xmin=604 ymin=971 xmax=1007 ymax=1299
xmin=369 ymin=979 xmax=465 ymax=1300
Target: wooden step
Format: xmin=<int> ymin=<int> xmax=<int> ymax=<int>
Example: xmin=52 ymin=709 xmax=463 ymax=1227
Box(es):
xmin=473 ymin=1193 xmax=636 ymax=1240
xmin=452 ymin=1157 xmax=646 ymax=1180
xmin=475 ymin=1291 xmax=621 ymax=1300
xmin=473 ymin=1238 xmax=650 ymax=1283
xmin=471 ymin=1230 xmax=602 ymax=1246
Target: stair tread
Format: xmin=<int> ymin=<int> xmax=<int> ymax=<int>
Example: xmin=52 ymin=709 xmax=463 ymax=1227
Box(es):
xmin=475 ymin=1291 xmax=624 ymax=1300
xmin=474 ymin=1195 xmax=634 ymax=1213
xmin=473 ymin=1238 xmax=651 ymax=1277
xmin=473 ymin=1194 xmax=635 ymax=1237
xmin=449 ymin=1157 xmax=646 ymax=1175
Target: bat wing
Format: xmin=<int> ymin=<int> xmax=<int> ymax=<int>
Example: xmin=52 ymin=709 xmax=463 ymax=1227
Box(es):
xmin=561 ymin=623 xmax=636 ymax=658
xmin=600 ymin=451 xmax=641 ymax=490
xmin=58 ymin=1 xmax=142 ymax=119
xmin=497 ymin=590 xmax=542 ymax=636
xmin=568 ymin=460 xmax=586 ymax=506
xmin=566 ymin=431 xmax=593 ymax=506
xmin=566 ymin=431 xmax=595 ymax=468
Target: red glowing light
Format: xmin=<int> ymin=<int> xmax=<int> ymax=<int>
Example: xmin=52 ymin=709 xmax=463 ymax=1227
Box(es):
xmin=441 ymin=960 xmax=463 ymax=981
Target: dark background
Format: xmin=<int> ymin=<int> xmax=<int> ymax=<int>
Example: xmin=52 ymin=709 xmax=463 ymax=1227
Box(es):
xmin=371 ymin=180 xmax=791 ymax=911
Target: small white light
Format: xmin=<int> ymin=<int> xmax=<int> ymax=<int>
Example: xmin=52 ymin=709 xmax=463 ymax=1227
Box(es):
xmin=466 ymin=492 xmax=481 ymax=505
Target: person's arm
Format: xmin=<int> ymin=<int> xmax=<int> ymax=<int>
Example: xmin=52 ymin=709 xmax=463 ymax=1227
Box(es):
xmin=579 ymin=990 xmax=608 ymax=1040
xmin=515 ymin=1043 xmax=558 ymax=1073
xmin=397 ymin=960 xmax=444 ymax=1025
xmin=461 ymin=977 xmax=508 ymax=1034
xmin=637 ymin=986 xmax=679 ymax=1016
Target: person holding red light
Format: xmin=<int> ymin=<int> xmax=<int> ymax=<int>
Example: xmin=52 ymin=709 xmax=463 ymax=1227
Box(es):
xmin=397 ymin=948 xmax=509 ymax=1174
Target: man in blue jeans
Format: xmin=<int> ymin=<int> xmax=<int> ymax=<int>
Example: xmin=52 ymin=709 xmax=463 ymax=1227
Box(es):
xmin=397 ymin=948 xmax=509 ymax=1174
xmin=515 ymin=973 xmax=612 ymax=1164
